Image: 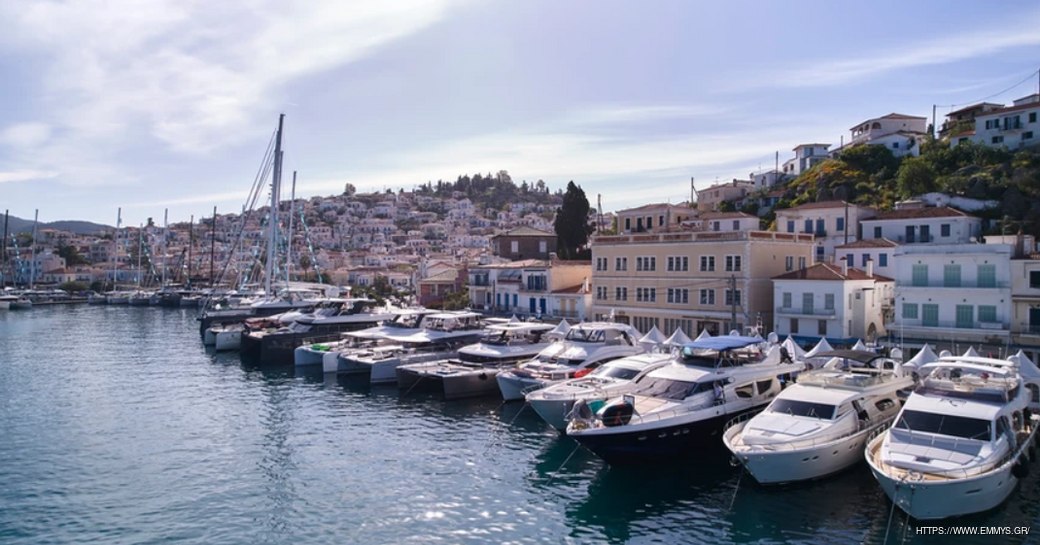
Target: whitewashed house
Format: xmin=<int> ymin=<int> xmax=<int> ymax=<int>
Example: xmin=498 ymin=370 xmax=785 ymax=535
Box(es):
xmin=775 ymin=201 xmax=875 ymax=263
xmin=772 ymin=260 xmax=893 ymax=342
xmin=781 ymin=143 xmax=830 ymax=177
xmin=834 ymin=238 xmax=898 ymax=278
xmin=859 ymin=203 xmax=982 ymax=245
xmin=964 ymin=94 xmax=1040 ymax=150
xmin=833 ymin=113 xmax=928 ymax=158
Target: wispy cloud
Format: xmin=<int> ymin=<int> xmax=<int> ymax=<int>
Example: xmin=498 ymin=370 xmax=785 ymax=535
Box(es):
xmin=0 ymin=0 xmax=462 ymax=187
xmin=0 ymin=169 xmax=59 ymax=184
xmin=771 ymin=12 xmax=1040 ymax=88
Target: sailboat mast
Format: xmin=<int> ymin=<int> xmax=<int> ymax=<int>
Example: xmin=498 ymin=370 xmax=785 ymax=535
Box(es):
xmin=286 ymin=170 xmax=296 ymax=286
xmin=2 ymin=210 xmax=8 ymax=287
xmin=209 ymin=206 xmax=216 ymax=288
xmin=161 ymin=208 xmax=168 ymax=287
xmin=264 ymin=114 xmax=284 ymax=298
xmin=112 ymin=208 xmax=121 ymax=291
xmin=188 ymin=215 xmax=194 ymax=287
xmin=29 ymin=209 xmax=38 ymax=290
xmin=137 ymin=224 xmax=143 ymax=288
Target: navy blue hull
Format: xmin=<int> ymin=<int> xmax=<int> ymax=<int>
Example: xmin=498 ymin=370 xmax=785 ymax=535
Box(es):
xmin=571 ymin=407 xmax=763 ymax=464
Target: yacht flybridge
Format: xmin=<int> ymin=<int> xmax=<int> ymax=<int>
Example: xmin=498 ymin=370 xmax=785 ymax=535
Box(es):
xmin=724 ymin=349 xmax=914 ymax=484
xmin=566 ymin=335 xmax=802 ymax=464
xmin=866 ymin=355 xmax=1040 ymax=520
xmin=496 ymin=322 xmax=644 ymax=401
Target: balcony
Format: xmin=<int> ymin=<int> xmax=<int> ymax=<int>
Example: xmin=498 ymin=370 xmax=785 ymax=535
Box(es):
xmin=776 ymin=306 xmax=836 ymax=318
xmin=896 ymin=234 xmax=934 ymax=244
xmin=903 ymin=281 xmax=1009 ymax=289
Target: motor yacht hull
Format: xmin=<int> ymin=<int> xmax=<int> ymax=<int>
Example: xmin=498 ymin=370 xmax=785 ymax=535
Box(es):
xmin=214 ymin=329 xmax=242 ymax=351
xmin=570 ymin=407 xmax=761 ymax=464
xmin=368 ymin=351 xmax=451 ymax=384
xmin=396 ymin=366 xmax=502 ymax=399
xmin=866 ymin=434 xmax=1034 ymax=520
xmin=294 ymin=345 xmax=332 ymax=366
xmin=323 ymin=351 xmax=370 ymax=375
xmin=724 ymin=420 xmax=883 ymax=485
xmin=10 ymin=299 xmax=32 ymax=310
xmin=497 ymin=373 xmax=544 ymax=401
xmin=529 ymin=398 xmax=584 ymax=432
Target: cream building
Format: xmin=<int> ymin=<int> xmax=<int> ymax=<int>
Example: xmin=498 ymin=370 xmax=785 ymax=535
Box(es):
xmin=590 ymin=230 xmax=815 ymax=336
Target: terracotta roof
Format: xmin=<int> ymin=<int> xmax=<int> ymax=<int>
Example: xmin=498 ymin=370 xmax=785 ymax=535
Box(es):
xmin=835 ymin=238 xmax=898 ymax=249
xmin=772 ymin=262 xmax=894 ymax=282
xmin=478 ymin=259 xmax=550 ymax=269
xmin=869 ymin=206 xmax=973 ymax=221
xmin=793 ymin=143 xmax=831 ymax=149
xmin=946 ymin=102 xmax=1003 ymax=118
xmin=782 ymin=200 xmax=855 ymax=211
xmin=976 ymin=100 xmax=1040 ymax=117
xmin=699 ymin=211 xmax=756 ymax=219
xmin=419 ymin=269 xmax=458 ymax=283
xmin=617 ymin=202 xmax=689 ymax=213
xmin=551 ymin=283 xmax=586 ymax=295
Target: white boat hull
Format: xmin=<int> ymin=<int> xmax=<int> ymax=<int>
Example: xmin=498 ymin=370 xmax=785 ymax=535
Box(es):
xmin=725 ymin=421 xmax=880 ymax=485
xmin=529 ymin=397 xmax=581 ymax=431
xmin=866 ymin=434 xmax=1031 ymax=520
xmin=497 ymin=374 xmax=543 ymax=401
xmin=214 ymin=330 xmax=241 ymax=351
xmin=202 ymin=328 xmax=218 ymax=346
xmin=368 ymin=351 xmax=450 ymax=384
xmin=294 ymin=345 xmax=329 ymax=366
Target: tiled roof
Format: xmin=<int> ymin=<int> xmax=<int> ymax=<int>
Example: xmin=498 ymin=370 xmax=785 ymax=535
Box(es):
xmin=699 ymin=211 xmax=756 ymax=219
xmin=772 ymin=262 xmax=894 ymax=282
xmin=495 ymin=225 xmax=554 ymax=237
xmin=976 ymin=100 xmax=1040 ymax=117
xmin=419 ymin=269 xmax=458 ymax=283
xmin=782 ymin=200 xmax=855 ymax=211
xmin=835 ymin=238 xmax=898 ymax=249
xmin=551 ymin=283 xmax=586 ymax=294
xmin=869 ymin=206 xmax=972 ymax=221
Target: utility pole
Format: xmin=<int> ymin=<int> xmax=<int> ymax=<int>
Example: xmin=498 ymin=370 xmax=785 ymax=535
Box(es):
xmin=729 ymin=274 xmax=737 ymax=333
xmin=596 ymin=193 xmax=602 ymax=234
xmin=209 ymin=206 xmax=217 ymax=288
xmin=188 ymin=215 xmax=194 ymax=287
xmin=932 ymin=104 xmax=937 ymax=138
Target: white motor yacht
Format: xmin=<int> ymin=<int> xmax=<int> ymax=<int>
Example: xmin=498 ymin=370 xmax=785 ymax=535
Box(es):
xmin=354 ymin=312 xmax=487 ymax=384
xmin=866 ymin=355 xmax=1040 ymax=520
xmin=566 ymin=335 xmax=803 ymax=464
xmin=527 ymin=352 xmax=673 ymax=431
xmin=292 ymin=309 xmax=431 ymax=368
xmin=396 ymin=322 xmax=555 ymax=399
xmin=496 ymin=322 xmax=644 ymax=401
xmin=724 ymin=349 xmax=914 ymax=484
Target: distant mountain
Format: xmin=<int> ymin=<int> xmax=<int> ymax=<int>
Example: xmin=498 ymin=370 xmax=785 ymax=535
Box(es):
xmin=1 ymin=214 xmax=112 ymax=235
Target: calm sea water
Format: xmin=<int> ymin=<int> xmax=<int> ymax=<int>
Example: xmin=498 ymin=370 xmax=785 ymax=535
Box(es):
xmin=2 ymin=305 xmax=1039 ymax=545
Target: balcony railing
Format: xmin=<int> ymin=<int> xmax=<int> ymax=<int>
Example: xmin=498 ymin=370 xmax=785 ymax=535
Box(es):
xmin=904 ymin=281 xmax=1008 ymax=289
xmin=896 ymin=234 xmax=934 ymax=243
xmin=776 ymin=306 xmax=836 ymax=317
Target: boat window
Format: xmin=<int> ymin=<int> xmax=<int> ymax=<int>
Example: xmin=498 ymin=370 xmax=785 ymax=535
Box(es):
xmin=1027 ymin=384 xmax=1040 ymax=404
xmin=755 ymin=380 xmax=774 ymax=394
xmin=680 ymin=348 xmax=718 ymax=368
xmin=565 ymin=328 xmax=605 ymax=343
xmin=634 ymin=377 xmax=701 ymax=401
xmin=769 ymin=399 xmax=837 ymax=419
xmin=735 ymin=383 xmax=754 ymax=398
xmin=875 ymin=398 xmax=896 ymax=412
xmin=894 ymin=410 xmax=991 ymax=441
xmin=591 ymin=366 xmax=641 ymax=380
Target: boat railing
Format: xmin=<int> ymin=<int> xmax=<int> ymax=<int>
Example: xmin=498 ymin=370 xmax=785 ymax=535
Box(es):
xmin=796 ymin=371 xmax=890 ymax=389
xmin=626 ymin=400 xmax=713 ymax=426
xmin=730 ymin=416 xmax=895 ymax=452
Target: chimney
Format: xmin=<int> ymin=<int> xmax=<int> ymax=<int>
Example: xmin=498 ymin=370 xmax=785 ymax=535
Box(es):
xmin=865 ymin=256 xmax=874 ymax=278
xmin=840 ymin=256 xmax=848 ymax=277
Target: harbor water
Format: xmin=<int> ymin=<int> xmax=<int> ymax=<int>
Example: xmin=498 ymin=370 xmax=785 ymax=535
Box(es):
xmin=2 ymin=305 xmax=1039 ymax=544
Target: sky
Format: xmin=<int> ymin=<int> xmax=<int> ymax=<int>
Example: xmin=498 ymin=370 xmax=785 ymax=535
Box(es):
xmin=1 ymin=0 xmax=1040 ymax=226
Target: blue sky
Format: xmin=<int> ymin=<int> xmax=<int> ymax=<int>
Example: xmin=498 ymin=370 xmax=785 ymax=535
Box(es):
xmin=1 ymin=0 xmax=1039 ymax=226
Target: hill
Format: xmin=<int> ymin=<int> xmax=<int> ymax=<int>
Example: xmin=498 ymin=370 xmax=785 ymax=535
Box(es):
xmin=0 ymin=213 xmax=112 ymax=235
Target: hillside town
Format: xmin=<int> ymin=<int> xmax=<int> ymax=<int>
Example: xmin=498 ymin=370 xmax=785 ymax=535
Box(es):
xmin=6 ymin=92 xmax=1040 ymax=361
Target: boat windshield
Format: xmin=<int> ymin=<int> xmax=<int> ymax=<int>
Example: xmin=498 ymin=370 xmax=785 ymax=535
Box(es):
xmin=679 ymin=348 xmax=719 ymax=368
xmin=769 ymin=399 xmax=836 ymax=420
xmin=590 ymin=365 xmax=640 ymax=381
xmin=481 ymin=330 xmax=511 ymax=345
xmin=565 ymin=328 xmax=605 ymax=343
xmin=633 ymin=376 xmax=703 ymax=401
xmin=894 ymin=410 xmax=992 ymax=441
xmin=390 ymin=314 xmax=423 ymax=328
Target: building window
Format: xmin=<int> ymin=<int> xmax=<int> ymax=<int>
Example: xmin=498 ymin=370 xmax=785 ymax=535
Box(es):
xmin=724 ymin=289 xmax=742 ymax=306
xmin=713 ymin=221 xmax=720 ymax=231
xmin=787 ymin=220 xmax=795 ymax=233
xmin=725 ymin=255 xmax=742 ymax=272
xmin=700 ymin=256 xmax=715 ymax=272
xmin=615 ymin=287 xmax=627 ymax=301
xmin=802 ymin=293 xmax=813 ymax=314
xmin=648 ymin=288 xmax=656 ymax=302
xmin=892 ymin=142 xmax=899 ymax=149
xmin=862 ymin=254 xmax=870 ymax=267
xmin=511 ymin=241 xmax=519 ymax=253
xmin=700 ymin=289 xmax=716 ymax=305
xmin=836 ymin=217 xmax=844 ymax=232
xmin=902 ymin=303 xmax=918 ymax=319
xmin=955 ymin=305 xmax=974 ymax=329
xmin=943 ymin=264 xmax=961 ymax=287
xmin=659 ymin=215 xmax=664 ymax=227
xmin=666 ymin=256 xmax=689 ymax=272
xmin=624 ymin=218 xmax=631 ymax=231
xmin=940 ymin=224 xmax=950 ymax=237
xmin=825 ymin=293 xmax=834 ymax=310
xmin=878 ymin=253 xmax=888 ymax=267
xmin=992 ymin=135 xmax=1004 ymax=144
xmin=804 ymin=219 xmax=812 ymax=233
xmin=595 ymin=257 xmax=607 ymax=271
xmin=911 ymin=264 xmax=928 ymax=287
xmin=782 ymin=292 xmax=791 ymax=308
xmin=539 ymin=240 xmax=547 ymax=253
xmin=818 ymin=320 xmax=827 ymax=336
xmin=616 ymin=257 xmax=627 ymax=271
xmin=667 ymin=288 xmax=689 ymax=304
xmin=636 ymin=256 xmax=656 ymax=271
xmin=732 ymin=220 xmax=740 ymax=230
xmin=922 ymin=304 xmax=939 ymax=327
xmin=1030 ymin=112 xmax=1037 ymax=123
xmin=596 ymin=286 xmax=608 ymax=300
xmin=790 ymin=318 xmax=799 ymax=334
xmin=1026 ymin=131 xmax=1035 ymax=140
xmin=873 ymin=226 xmax=882 ymax=238
xmin=977 ymin=264 xmax=996 ymax=288
xmin=797 ymin=257 xmax=806 ymax=270
xmin=1031 ymin=270 xmax=1040 ymax=289
xmin=978 ymin=305 xmax=997 ymax=323
xmin=785 ymin=256 xmax=793 ymax=271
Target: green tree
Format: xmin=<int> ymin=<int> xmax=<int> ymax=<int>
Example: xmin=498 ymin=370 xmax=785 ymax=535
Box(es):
xmin=441 ymin=288 xmax=470 ymax=310
xmin=553 ymin=181 xmax=593 ymax=259
xmin=59 ymin=281 xmax=88 ymax=293
xmin=896 ymin=156 xmax=938 ymax=197
xmin=57 ymin=243 xmax=89 ymax=266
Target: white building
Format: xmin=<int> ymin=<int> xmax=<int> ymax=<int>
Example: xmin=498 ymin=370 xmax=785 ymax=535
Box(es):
xmin=891 ymin=243 xmax=1012 ymax=345
xmin=962 ymin=94 xmax=1040 ymax=150
xmin=775 ymin=201 xmax=876 ymax=263
xmin=834 ymin=238 xmax=898 ymax=278
xmin=834 ymin=113 xmax=928 ymax=158
xmin=782 ymin=143 xmax=830 ymax=177
xmin=772 ymin=260 xmax=893 ymax=341
xmin=859 ymin=204 xmax=981 ymax=245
